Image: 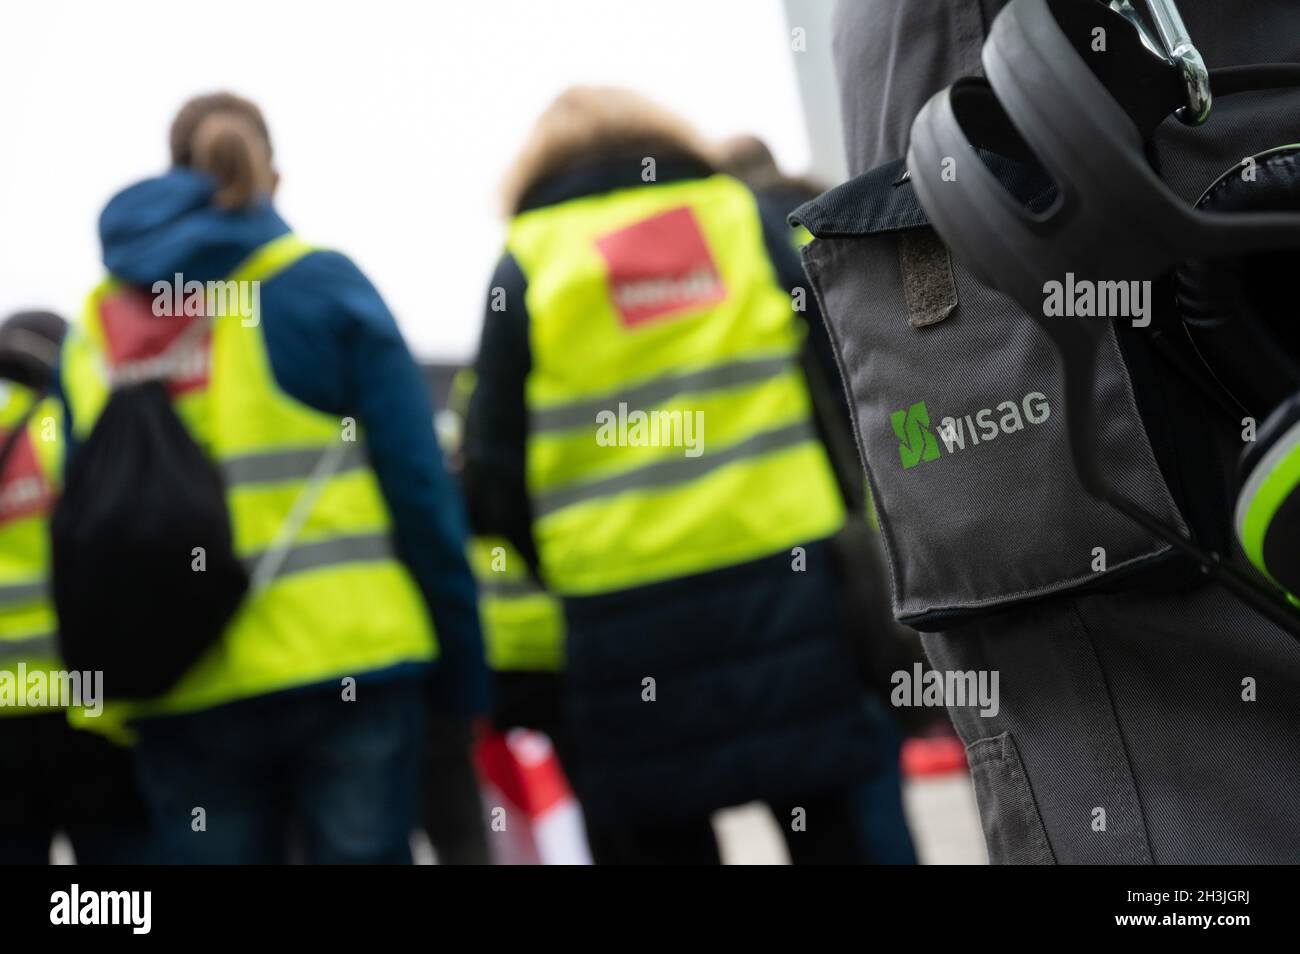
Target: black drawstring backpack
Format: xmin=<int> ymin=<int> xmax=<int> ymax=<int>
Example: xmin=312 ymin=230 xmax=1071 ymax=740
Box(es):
xmin=52 ymin=320 xmax=248 ymax=699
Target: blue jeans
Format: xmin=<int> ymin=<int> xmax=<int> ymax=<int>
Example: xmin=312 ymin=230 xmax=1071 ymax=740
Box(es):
xmin=848 ymin=695 xmax=918 ymax=865
xmin=133 ymin=677 xmax=427 ymax=864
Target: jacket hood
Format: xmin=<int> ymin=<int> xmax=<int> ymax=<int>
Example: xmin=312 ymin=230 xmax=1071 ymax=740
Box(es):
xmin=99 ymin=168 xmax=290 ymax=287
xmin=516 ymin=155 xmax=715 ymax=215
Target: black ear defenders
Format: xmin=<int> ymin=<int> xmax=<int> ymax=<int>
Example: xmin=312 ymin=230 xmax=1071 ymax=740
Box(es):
xmin=907 ymin=0 xmax=1300 ymax=636
xmin=1177 ymin=146 xmax=1300 ymax=602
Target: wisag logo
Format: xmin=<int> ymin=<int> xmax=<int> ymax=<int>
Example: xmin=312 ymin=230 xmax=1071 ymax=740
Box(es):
xmin=891 ymin=401 xmax=941 ymax=469
xmin=891 ymin=393 xmax=1052 ymax=470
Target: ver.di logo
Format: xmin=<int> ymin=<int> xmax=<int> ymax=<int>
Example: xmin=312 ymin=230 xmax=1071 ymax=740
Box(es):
xmin=891 ymin=401 xmax=941 ymax=469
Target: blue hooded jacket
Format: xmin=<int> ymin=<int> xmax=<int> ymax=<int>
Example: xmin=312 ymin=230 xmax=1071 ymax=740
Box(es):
xmin=66 ymin=168 xmax=488 ymax=716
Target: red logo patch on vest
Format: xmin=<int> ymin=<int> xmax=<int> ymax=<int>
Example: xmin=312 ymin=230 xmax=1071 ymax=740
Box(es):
xmin=0 ymin=428 xmax=51 ymax=526
xmin=98 ymin=288 xmax=211 ymax=395
xmin=594 ymin=206 xmax=727 ymax=328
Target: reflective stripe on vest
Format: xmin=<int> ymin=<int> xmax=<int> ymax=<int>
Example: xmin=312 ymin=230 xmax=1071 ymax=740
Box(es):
xmin=533 ymin=418 xmax=816 ymax=519
xmin=62 ymin=234 xmax=437 ymax=718
xmin=509 ymin=174 xmax=844 ymax=595
xmin=0 ymin=631 xmax=56 ymax=662
xmin=477 ymin=576 xmax=548 ymax=599
xmin=221 ymin=442 xmax=368 ymax=486
xmin=528 ymin=355 xmax=793 ymax=434
xmin=240 ymin=532 xmax=396 ymax=578
xmin=0 ymin=579 xmax=47 ymax=607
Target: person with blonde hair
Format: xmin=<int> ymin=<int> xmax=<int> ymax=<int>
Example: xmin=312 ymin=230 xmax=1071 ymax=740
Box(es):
xmin=56 ymin=92 xmax=487 ymax=864
xmin=465 ymin=87 xmax=913 ymax=864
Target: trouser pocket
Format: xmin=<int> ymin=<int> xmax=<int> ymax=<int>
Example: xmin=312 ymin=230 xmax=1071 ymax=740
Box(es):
xmin=965 ymin=731 xmax=1055 ymax=865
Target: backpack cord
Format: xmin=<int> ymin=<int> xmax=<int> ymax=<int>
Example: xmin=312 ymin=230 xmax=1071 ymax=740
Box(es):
xmin=247 ymin=439 xmax=352 ymax=594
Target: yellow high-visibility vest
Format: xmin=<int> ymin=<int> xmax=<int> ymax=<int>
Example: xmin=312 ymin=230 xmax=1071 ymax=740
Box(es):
xmin=469 ymin=536 xmax=564 ymax=672
xmin=0 ymin=383 xmax=62 ymax=716
xmin=61 ymin=234 xmax=437 ymax=718
xmin=509 ymin=174 xmax=844 ymax=595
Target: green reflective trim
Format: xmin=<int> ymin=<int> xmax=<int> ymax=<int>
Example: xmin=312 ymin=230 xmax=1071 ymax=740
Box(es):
xmin=529 ymin=356 xmax=795 ymax=434
xmin=0 ymin=632 xmax=57 ymax=662
xmin=241 ymin=533 xmax=395 ymax=579
xmin=1237 ymin=419 xmax=1300 ymax=579
xmin=534 ymin=420 xmax=817 ymax=519
xmin=223 ymin=443 xmax=366 ymax=486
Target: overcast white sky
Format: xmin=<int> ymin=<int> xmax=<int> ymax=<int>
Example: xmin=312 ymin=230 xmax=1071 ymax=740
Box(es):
xmin=0 ymin=0 xmax=813 ymax=360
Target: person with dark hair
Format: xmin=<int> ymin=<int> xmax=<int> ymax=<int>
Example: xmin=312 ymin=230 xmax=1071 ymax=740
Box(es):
xmin=0 ymin=310 xmax=152 ymax=864
xmin=0 ymin=312 xmax=67 ymax=390
xmin=56 ymin=92 xmax=488 ymax=864
xmin=716 ymin=133 xmax=826 ymax=235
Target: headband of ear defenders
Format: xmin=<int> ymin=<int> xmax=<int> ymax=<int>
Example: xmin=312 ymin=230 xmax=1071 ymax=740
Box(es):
xmin=909 ymin=0 xmax=1300 ymax=502
xmin=909 ymin=0 xmax=1300 ymax=305
xmin=1176 ymin=146 xmax=1300 ymax=418
xmin=906 ymin=0 xmax=1300 ymax=635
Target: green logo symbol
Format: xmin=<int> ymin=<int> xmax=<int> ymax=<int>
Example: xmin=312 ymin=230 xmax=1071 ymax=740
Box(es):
xmin=891 ymin=401 xmax=941 ymax=469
